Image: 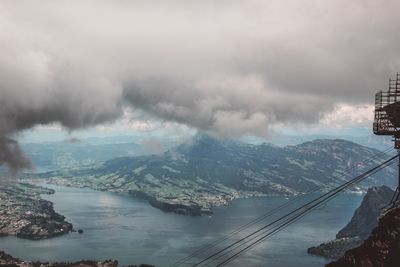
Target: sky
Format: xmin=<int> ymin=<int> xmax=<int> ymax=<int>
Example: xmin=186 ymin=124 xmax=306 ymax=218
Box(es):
xmin=1 ymin=0 xmax=400 ymax=171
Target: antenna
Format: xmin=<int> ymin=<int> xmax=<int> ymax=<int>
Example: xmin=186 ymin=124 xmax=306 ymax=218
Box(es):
xmin=373 ymin=72 xmax=400 ymax=206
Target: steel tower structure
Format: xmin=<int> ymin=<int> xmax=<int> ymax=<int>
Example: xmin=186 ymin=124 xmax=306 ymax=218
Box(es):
xmin=373 ymin=73 xmax=400 ymax=205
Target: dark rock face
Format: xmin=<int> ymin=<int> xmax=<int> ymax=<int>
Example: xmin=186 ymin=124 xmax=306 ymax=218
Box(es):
xmin=327 ymin=207 xmax=400 ymax=267
xmin=308 ymin=186 xmax=394 ymax=259
xmin=337 ymin=186 xmax=394 ymax=240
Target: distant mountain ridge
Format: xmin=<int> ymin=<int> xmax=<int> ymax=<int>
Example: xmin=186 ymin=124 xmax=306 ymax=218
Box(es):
xmin=268 ymin=134 xmax=392 ymax=151
xmin=36 ymin=135 xmax=396 ymax=215
xmin=22 ymin=141 xmax=139 ymax=171
xmin=15 ymin=133 xmax=392 ymax=174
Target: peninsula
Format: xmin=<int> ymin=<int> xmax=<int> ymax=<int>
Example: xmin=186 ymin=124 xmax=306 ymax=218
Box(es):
xmin=0 ymin=182 xmax=72 ymax=240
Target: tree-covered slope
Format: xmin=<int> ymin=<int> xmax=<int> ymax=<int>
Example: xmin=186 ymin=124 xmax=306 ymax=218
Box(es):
xmin=38 ymin=135 xmax=396 ymax=215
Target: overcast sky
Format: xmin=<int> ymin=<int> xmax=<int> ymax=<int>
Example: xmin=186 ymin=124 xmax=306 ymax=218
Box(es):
xmin=1 ymin=0 xmax=400 ymax=170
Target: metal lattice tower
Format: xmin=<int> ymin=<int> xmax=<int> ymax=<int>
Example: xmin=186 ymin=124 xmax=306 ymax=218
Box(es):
xmin=373 ymin=72 xmax=400 ymax=206
xmin=373 ymin=72 xmax=400 ymax=148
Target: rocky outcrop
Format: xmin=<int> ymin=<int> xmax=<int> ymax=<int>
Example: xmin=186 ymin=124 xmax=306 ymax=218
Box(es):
xmin=327 ymin=207 xmax=400 ymax=267
xmin=337 ymin=186 xmax=394 ymax=239
xmin=308 ymin=186 xmax=394 ymax=259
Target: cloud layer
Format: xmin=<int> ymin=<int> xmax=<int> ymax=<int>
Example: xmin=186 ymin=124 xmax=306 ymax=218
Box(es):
xmin=1 ymin=0 xmax=400 ymax=171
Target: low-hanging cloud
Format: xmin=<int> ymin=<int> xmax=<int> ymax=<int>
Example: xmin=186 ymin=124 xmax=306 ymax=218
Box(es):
xmin=0 ymin=137 xmax=31 ymax=175
xmin=1 ymin=0 xmax=400 ymax=172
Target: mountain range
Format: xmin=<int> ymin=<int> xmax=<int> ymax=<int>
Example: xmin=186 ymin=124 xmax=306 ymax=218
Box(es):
xmin=34 ymin=135 xmax=396 ymax=215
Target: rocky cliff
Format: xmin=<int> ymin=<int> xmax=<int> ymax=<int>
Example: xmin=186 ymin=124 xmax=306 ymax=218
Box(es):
xmin=308 ymin=186 xmax=394 ymax=259
xmin=327 ymin=207 xmax=400 ymax=267
xmin=337 ymin=186 xmax=394 ymax=239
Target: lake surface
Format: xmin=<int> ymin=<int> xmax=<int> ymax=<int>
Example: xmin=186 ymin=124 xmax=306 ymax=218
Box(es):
xmin=0 ymin=185 xmax=363 ymax=267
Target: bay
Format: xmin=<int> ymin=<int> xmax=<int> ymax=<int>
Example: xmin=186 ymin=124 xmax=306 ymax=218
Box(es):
xmin=0 ymin=185 xmax=363 ymax=267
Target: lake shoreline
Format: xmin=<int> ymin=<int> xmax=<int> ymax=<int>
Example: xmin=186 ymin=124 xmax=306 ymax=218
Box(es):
xmin=0 ymin=184 xmax=362 ymax=266
xmin=0 ymin=183 xmax=73 ymax=240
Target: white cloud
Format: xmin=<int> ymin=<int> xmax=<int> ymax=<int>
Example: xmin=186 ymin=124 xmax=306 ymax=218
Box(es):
xmin=320 ymin=104 xmax=374 ymax=129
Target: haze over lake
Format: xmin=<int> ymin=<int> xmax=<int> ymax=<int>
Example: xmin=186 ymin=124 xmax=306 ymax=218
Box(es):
xmin=0 ymin=185 xmax=363 ymax=266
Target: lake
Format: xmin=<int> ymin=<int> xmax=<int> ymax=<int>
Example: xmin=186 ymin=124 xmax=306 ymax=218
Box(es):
xmin=0 ymin=185 xmax=363 ymax=267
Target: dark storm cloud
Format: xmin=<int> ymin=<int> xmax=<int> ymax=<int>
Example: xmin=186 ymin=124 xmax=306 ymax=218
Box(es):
xmin=0 ymin=137 xmax=31 ymax=175
xmin=0 ymin=0 xmax=400 ymax=172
